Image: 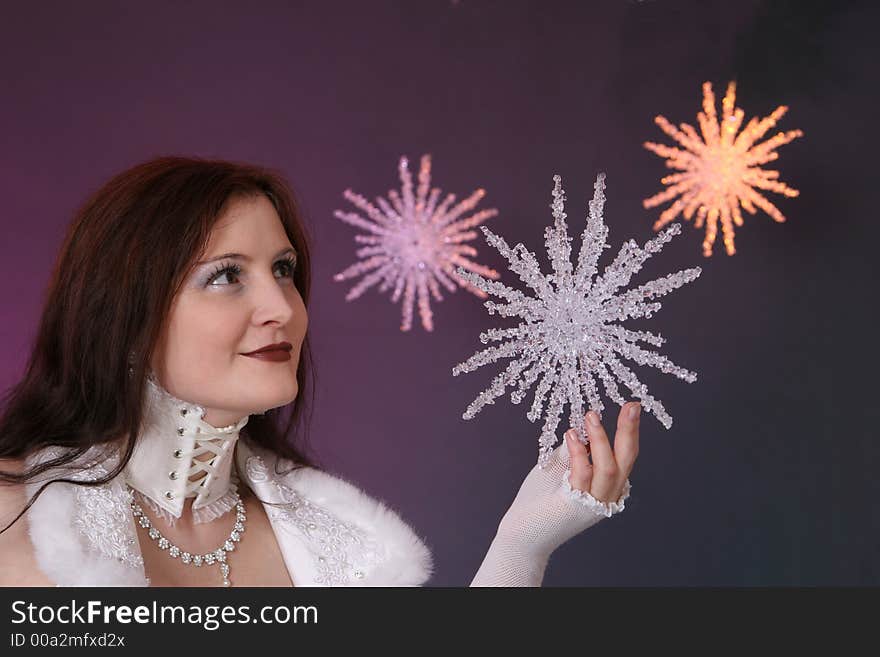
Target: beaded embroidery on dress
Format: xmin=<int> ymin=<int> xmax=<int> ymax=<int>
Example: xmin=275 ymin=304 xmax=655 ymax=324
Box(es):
xmin=24 ymin=445 xmax=148 ymax=586
xmin=245 ymin=455 xmax=384 ymax=585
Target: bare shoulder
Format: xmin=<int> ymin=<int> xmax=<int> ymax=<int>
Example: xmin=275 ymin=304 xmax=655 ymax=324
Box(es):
xmin=0 ymin=459 xmax=55 ymax=586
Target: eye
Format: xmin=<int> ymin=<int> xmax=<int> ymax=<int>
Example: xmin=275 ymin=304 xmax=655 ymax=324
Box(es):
xmin=205 ymin=255 xmax=297 ymax=287
xmin=275 ymin=255 xmax=297 ymax=281
xmin=207 ymin=262 xmax=243 ymax=286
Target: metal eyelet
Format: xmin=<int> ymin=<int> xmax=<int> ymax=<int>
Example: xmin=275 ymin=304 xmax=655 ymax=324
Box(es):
xmin=180 ymin=408 xmax=188 ymax=416
xmin=177 ymin=427 xmax=185 ymax=436
xmin=169 ymin=471 xmax=178 ymax=480
xmin=164 ymin=491 xmax=174 ymax=499
xmin=173 ymin=449 xmax=183 ymax=458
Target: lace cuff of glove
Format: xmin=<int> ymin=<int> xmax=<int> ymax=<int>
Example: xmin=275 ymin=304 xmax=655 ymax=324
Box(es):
xmin=470 ymin=444 xmax=631 ymax=587
xmin=561 ymin=469 xmax=631 ymax=518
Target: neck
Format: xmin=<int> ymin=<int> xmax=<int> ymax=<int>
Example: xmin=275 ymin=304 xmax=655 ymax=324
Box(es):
xmin=123 ymin=372 xmax=250 ymax=523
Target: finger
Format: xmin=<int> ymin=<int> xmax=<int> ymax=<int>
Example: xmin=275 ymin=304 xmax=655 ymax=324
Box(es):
xmin=584 ymin=411 xmax=619 ymax=502
xmin=564 ymin=429 xmax=593 ymax=491
xmin=614 ymin=401 xmax=641 ymax=477
xmin=584 ymin=411 xmax=616 ymax=475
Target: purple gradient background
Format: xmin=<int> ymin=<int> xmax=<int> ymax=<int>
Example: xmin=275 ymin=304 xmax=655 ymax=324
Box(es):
xmin=1 ymin=1 xmax=877 ymax=585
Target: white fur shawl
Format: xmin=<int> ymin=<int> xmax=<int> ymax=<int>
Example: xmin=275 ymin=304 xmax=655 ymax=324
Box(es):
xmin=24 ymin=440 xmax=434 ymax=587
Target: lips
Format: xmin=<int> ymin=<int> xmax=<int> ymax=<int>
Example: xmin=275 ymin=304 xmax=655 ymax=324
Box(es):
xmin=241 ymin=342 xmax=293 ymax=362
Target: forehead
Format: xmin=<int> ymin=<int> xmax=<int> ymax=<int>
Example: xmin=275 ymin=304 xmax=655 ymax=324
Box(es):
xmin=206 ymin=194 xmax=291 ymax=251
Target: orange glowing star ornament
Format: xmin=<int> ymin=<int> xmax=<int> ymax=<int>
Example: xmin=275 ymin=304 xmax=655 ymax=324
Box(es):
xmin=643 ymin=81 xmax=803 ymax=256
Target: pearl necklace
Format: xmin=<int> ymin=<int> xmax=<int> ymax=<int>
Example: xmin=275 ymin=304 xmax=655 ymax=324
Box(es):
xmin=130 ymin=491 xmax=247 ymax=587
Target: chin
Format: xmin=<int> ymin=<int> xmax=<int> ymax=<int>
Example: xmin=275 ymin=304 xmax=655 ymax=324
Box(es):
xmin=253 ymin=381 xmax=299 ymax=412
xmin=235 ymin=364 xmax=297 ymax=403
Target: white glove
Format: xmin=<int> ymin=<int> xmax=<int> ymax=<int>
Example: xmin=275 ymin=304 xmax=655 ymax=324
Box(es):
xmin=470 ymin=403 xmax=639 ymax=587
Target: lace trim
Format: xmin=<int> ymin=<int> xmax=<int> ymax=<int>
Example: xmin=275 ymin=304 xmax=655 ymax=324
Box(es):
xmin=561 ymin=469 xmax=631 ymax=518
xmin=74 ymin=485 xmax=144 ymax=569
xmin=30 ymin=445 xmax=144 ymax=570
xmin=132 ymin=473 xmax=240 ymax=526
xmin=245 ymin=456 xmax=383 ymax=585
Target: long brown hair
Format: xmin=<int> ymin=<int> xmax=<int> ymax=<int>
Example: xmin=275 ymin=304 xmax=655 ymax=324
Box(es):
xmin=0 ymin=155 xmax=320 ymax=533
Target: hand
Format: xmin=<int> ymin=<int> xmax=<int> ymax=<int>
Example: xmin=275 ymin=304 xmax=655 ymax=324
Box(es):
xmin=564 ymin=401 xmax=641 ymax=504
xmin=471 ymin=401 xmax=640 ymax=586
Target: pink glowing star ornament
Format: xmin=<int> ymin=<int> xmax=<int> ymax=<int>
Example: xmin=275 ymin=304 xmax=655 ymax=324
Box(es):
xmin=333 ymin=154 xmax=500 ymax=331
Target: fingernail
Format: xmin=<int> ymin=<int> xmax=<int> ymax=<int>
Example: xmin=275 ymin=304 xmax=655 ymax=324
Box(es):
xmin=629 ymin=403 xmax=641 ymax=420
xmin=587 ymin=412 xmax=601 ymax=427
xmin=564 ymin=430 xmax=573 ymax=442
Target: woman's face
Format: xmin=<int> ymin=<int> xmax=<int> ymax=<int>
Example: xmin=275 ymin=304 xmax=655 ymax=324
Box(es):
xmin=150 ymin=193 xmax=308 ymax=428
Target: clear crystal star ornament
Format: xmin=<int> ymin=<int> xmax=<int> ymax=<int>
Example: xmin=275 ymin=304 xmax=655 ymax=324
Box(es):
xmin=452 ymin=173 xmax=702 ymax=467
xmin=333 ymin=154 xmax=500 ymax=332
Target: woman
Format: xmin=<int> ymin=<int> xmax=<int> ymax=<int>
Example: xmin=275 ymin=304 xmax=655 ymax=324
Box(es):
xmin=0 ymin=156 xmax=637 ymax=587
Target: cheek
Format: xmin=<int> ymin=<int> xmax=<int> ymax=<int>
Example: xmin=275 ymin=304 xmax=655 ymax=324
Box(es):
xmin=165 ymin=300 xmax=248 ymax=365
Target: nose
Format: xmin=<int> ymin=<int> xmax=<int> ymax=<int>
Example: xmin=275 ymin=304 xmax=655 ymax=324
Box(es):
xmin=250 ymin=275 xmax=296 ymax=327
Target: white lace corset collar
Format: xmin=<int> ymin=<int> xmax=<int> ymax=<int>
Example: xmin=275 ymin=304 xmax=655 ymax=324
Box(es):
xmin=122 ymin=372 xmax=250 ymax=523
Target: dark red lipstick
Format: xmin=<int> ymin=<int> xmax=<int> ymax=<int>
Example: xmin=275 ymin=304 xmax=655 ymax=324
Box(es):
xmin=241 ymin=342 xmax=292 ymax=362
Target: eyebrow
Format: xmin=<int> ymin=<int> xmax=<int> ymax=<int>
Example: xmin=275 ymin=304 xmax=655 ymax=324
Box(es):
xmin=197 ymin=247 xmax=296 ymax=266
